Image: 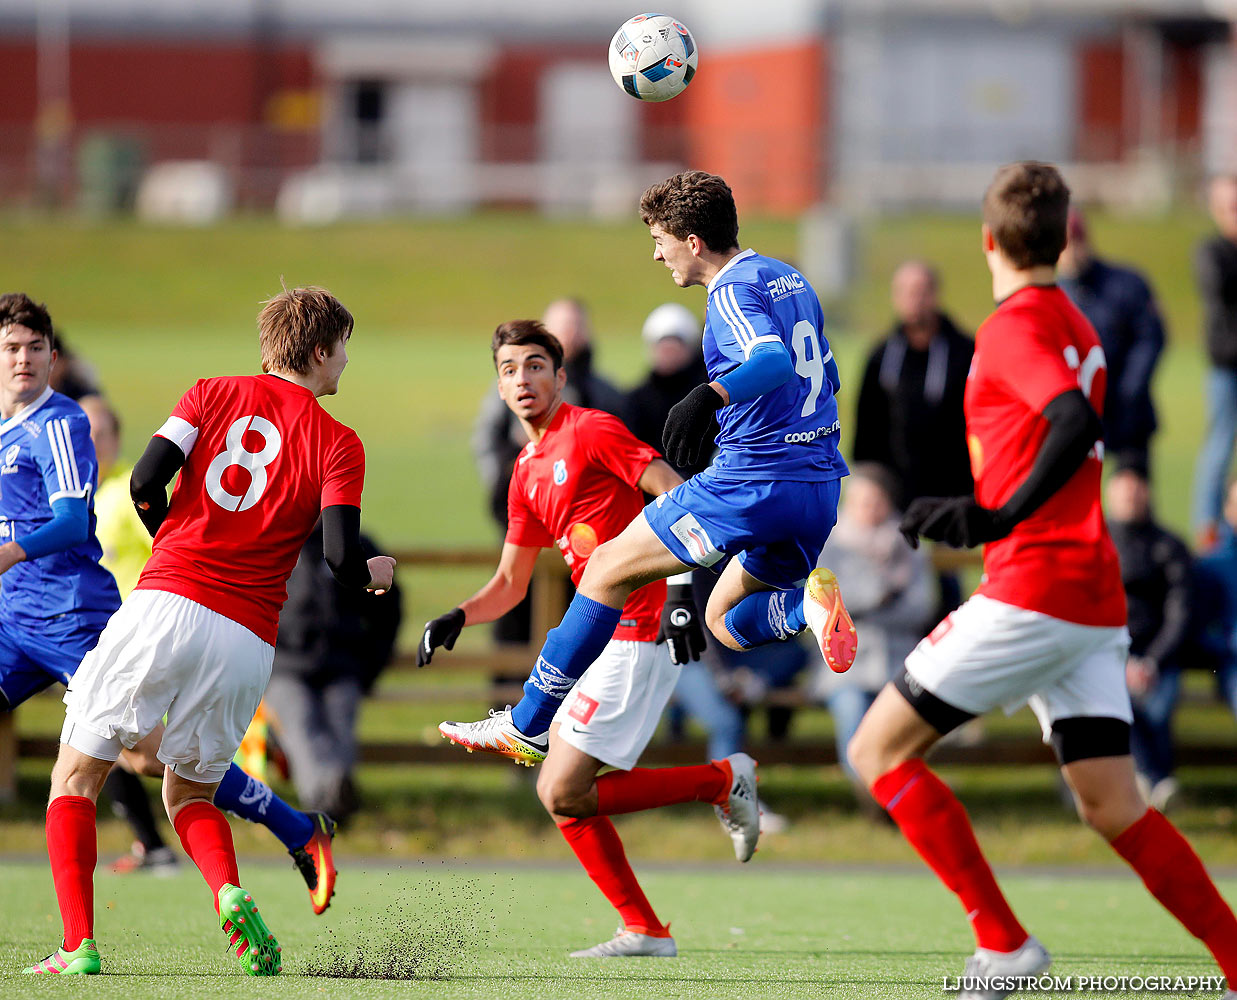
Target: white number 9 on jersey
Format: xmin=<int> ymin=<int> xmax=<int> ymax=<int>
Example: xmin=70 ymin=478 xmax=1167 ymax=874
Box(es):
xmin=205 ymin=415 xmax=282 ymax=512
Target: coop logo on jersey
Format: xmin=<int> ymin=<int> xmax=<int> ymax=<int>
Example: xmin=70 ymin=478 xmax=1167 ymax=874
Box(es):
xmin=1 ymin=445 xmax=20 ymax=474
xmin=670 ymin=513 xmax=723 ymax=567
xmin=784 ymin=419 xmax=840 ymax=445
xmin=553 ymin=459 xmax=568 ymax=485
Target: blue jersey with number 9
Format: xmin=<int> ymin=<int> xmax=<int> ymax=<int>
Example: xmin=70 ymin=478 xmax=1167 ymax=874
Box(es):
xmin=703 ymin=250 xmax=848 ymax=482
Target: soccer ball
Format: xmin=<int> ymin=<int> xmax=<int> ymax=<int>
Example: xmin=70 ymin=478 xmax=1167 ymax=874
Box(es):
xmin=608 ymin=13 xmax=698 ymax=102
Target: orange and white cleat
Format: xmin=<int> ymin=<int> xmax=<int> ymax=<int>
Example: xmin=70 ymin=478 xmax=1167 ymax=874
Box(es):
xmin=804 ymin=567 xmax=858 ymax=674
xmin=439 ymin=708 xmax=549 ymax=767
xmin=289 ymin=812 xmax=337 ymax=915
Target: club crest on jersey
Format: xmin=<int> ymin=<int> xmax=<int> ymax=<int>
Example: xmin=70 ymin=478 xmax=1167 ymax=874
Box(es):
xmin=553 ymin=459 xmax=568 ymax=485
xmin=0 ymin=519 xmax=9 ymax=540
xmin=1 ymin=444 xmax=19 ymax=474
xmin=670 ymin=513 xmax=723 ymax=567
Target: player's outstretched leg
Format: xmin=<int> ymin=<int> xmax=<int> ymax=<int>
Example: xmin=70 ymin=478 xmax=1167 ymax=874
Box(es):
xmin=213 ymin=763 xmax=337 ymax=914
xmin=218 ymin=884 xmax=282 ymax=976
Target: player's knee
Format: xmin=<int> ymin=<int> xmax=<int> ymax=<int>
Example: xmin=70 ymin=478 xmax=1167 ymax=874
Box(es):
xmin=122 ymin=746 xmax=164 ymax=778
xmin=535 ymin=772 xmax=590 ymax=818
xmin=846 ymin=726 xmax=894 ymax=788
xmin=705 ymin=606 xmax=743 ymax=650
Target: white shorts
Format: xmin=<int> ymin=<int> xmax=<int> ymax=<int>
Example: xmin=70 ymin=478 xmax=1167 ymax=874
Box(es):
xmin=904 ymin=594 xmax=1132 ymax=740
xmin=553 ymin=638 xmax=679 ymax=771
xmin=62 ymin=590 xmax=274 ymax=783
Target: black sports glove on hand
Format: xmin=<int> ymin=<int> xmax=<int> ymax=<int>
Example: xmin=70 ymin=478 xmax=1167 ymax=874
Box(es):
xmin=417 ymin=607 xmax=465 ymax=667
xmin=663 ymin=384 xmax=724 ymax=469
xmin=899 ymin=496 xmax=1010 ymax=550
xmin=656 ymin=583 xmax=706 ymax=665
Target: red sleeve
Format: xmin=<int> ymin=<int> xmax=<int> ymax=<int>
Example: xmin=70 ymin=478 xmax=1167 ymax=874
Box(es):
xmin=504 ymin=463 xmax=554 ymax=549
xmin=321 ymin=429 xmax=365 ymax=509
xmin=981 ymin=309 xmax=1078 ymax=414
xmin=169 ymin=380 xmax=206 ymax=426
xmin=577 ymin=410 xmax=660 ymax=488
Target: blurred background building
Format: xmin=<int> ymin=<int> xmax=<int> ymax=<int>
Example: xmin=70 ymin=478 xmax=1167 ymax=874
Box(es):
xmin=2 ymin=0 xmax=1235 ymax=222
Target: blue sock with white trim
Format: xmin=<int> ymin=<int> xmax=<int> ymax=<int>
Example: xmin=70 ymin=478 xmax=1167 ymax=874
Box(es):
xmin=723 ymin=588 xmax=806 ymax=649
xmin=509 ymin=593 xmax=622 ymax=736
xmin=214 ymin=763 xmax=313 ymax=852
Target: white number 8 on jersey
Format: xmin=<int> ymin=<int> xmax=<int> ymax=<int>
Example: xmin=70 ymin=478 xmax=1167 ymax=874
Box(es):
xmin=205 ymin=415 xmax=282 ymax=512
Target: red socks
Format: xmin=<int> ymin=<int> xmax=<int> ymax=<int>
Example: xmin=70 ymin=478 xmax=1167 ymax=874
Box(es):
xmin=873 ymin=759 xmax=1027 ymax=953
xmin=595 ymin=761 xmax=729 ymax=816
xmin=557 ymin=816 xmax=669 ymax=937
xmin=45 ymin=796 xmax=97 ymax=951
xmin=173 ymin=800 xmax=240 ymax=912
xmin=1112 ymin=808 xmax=1237 ymax=984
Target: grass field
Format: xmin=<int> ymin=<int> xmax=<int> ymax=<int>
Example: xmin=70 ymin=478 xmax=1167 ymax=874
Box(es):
xmin=0 ymin=861 xmax=1230 ymax=999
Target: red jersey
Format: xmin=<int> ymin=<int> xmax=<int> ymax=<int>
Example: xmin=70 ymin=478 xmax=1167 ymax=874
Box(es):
xmin=136 ymin=374 xmax=365 ymax=644
xmin=967 ymin=285 xmax=1125 ymax=627
xmin=506 ymin=403 xmax=665 ymax=641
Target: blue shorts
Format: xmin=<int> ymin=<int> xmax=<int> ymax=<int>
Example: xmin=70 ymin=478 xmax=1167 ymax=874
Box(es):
xmin=644 ymin=470 xmax=842 ymax=591
xmin=0 ymin=612 xmax=111 ymax=710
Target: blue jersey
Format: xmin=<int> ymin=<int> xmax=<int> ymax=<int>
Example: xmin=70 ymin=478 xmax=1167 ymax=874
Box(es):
xmin=704 ymin=250 xmax=848 ymax=481
xmin=0 ymin=388 xmax=120 ymax=621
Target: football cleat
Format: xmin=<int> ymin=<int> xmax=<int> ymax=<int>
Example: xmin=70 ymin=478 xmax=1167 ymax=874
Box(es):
xmin=218 ymin=884 xmax=281 ymax=976
xmin=289 ymin=811 xmax=337 ymax=915
xmin=804 ymin=567 xmax=858 ymax=674
xmin=713 ymin=752 xmax=760 ymax=862
xmin=957 ymin=935 xmax=1051 ymax=1000
xmin=439 ymin=708 xmax=549 ymax=767
xmin=110 ymin=842 xmax=180 ymax=877
xmin=21 ymin=939 xmax=101 ymax=975
xmin=570 ymin=927 xmax=677 ymax=958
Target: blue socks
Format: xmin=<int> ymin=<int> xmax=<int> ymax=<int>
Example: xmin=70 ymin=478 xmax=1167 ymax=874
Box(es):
xmin=510 ymin=593 xmax=622 ymax=736
xmin=214 ymin=762 xmax=313 ymax=852
xmin=723 ymin=588 xmax=806 ymax=649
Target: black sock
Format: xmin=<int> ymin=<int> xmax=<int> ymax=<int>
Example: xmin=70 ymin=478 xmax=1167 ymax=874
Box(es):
xmin=103 ymin=768 xmax=166 ymax=851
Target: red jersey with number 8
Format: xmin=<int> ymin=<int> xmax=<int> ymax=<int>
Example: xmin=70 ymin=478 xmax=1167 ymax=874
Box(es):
xmin=966 ymin=285 xmax=1125 ymax=627
xmin=135 ymin=374 xmax=365 ymax=643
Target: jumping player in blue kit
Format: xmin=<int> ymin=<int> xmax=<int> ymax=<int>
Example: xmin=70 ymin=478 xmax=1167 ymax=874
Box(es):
xmin=438 ymin=172 xmax=858 ymax=777
xmin=0 ymin=296 xmax=339 ymax=954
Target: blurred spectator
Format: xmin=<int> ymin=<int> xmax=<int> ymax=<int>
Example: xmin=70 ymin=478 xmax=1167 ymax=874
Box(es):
xmin=1192 ymin=175 xmax=1237 ymax=550
xmin=47 ymin=332 xmax=102 ymax=401
xmin=81 ymin=395 xmax=176 ymax=874
xmin=624 ymin=303 xmax=713 ymax=477
xmin=471 ymin=298 xmax=624 ymax=643
xmin=852 ymin=261 xmax=973 ymax=506
xmin=1190 ymin=478 xmax=1237 ymax=724
xmin=264 ymin=520 xmax=402 ymax=825
xmin=1058 ymin=208 xmax=1165 ymax=472
xmin=809 ymin=465 xmax=935 ymax=792
xmin=1105 ymin=458 xmax=1191 ymax=812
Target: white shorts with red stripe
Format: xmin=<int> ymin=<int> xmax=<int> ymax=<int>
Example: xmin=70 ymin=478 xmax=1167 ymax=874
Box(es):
xmin=905 ymin=594 xmax=1132 ymax=739
xmin=553 ymin=638 xmax=679 ymax=771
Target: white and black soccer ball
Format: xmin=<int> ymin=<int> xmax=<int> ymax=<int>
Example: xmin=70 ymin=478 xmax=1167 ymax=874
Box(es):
xmin=608 ymin=13 xmax=698 ymax=103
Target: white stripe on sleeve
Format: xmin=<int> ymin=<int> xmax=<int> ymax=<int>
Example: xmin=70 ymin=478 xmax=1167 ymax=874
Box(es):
xmin=59 ymin=419 xmax=82 ymax=492
xmin=154 ymin=415 xmax=200 ymax=456
xmin=47 ymin=419 xmax=69 ymax=493
xmin=724 ymin=285 xmax=760 ymax=344
xmin=712 ymin=288 xmax=752 ymax=351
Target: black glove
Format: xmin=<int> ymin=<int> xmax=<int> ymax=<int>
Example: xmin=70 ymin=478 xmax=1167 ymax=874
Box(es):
xmin=663 ymin=384 xmax=724 ymax=469
xmin=417 ymin=607 xmax=465 ymax=666
xmin=899 ymin=496 xmax=1010 ymax=550
xmin=656 ymin=583 xmax=706 ymax=665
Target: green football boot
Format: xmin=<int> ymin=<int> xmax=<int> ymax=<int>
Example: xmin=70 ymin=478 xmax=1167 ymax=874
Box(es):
xmin=22 ymin=938 xmax=101 ymax=975
xmin=218 ymin=883 xmax=281 ymax=976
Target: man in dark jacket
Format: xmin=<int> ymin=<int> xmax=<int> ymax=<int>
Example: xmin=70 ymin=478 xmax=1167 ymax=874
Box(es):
xmin=1059 ymin=208 xmax=1165 ymax=472
xmin=265 ymin=522 xmax=402 ymax=824
xmin=852 ymin=261 xmax=973 ymax=508
xmin=1192 ymin=175 xmax=1237 ymax=549
xmin=1106 ymin=459 xmax=1192 ymax=811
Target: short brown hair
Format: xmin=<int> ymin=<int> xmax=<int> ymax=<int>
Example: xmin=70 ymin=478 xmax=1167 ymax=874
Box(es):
xmin=258 ymin=285 xmax=353 ymax=374
xmin=982 ymin=162 xmax=1070 ymax=270
xmin=640 ymin=171 xmax=739 ymax=254
xmin=0 ymin=293 xmax=54 ymax=347
xmin=491 ymin=320 xmax=563 ymax=371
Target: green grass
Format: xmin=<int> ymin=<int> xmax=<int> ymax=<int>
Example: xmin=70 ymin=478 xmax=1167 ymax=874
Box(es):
xmin=0 ymin=861 xmax=1230 ymax=998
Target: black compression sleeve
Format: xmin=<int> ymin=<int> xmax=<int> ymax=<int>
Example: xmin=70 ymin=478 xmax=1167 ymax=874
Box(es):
xmin=995 ymin=388 xmax=1101 ymax=529
xmin=322 ymin=504 xmax=371 ymax=589
xmin=130 ymin=436 xmax=187 ymax=537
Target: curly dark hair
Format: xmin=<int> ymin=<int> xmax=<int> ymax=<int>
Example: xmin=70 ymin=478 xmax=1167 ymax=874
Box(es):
xmin=0 ymin=293 xmax=54 ymax=346
xmin=639 ymin=171 xmax=739 ymax=254
xmin=982 ymin=162 xmax=1070 ymax=270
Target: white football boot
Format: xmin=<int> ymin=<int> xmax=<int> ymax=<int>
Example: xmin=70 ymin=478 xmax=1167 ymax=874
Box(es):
xmin=957 ymin=935 xmax=1052 ymax=1000
xmin=570 ymin=928 xmax=677 ymax=958
xmin=713 ymin=752 xmax=760 ymax=862
xmin=438 ymin=707 xmax=548 ymax=766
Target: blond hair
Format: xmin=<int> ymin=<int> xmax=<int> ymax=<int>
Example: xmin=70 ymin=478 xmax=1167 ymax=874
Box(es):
xmin=258 ymin=284 xmax=353 ymax=374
